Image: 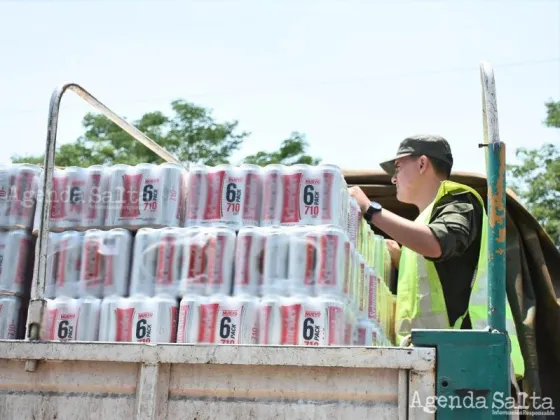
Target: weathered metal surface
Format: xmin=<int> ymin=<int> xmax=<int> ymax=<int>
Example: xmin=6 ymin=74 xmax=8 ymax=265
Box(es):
xmin=412 ymin=329 xmax=512 ymax=419
xmin=0 ymin=341 xmax=433 ymax=369
xmin=480 ymin=61 xmax=507 ymax=334
xmin=0 ymin=359 xmax=137 ymax=419
xmin=0 ymin=342 xmax=436 ymax=419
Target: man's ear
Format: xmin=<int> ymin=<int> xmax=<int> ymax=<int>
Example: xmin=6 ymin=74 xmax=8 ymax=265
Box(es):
xmin=418 ymin=155 xmax=428 ymax=174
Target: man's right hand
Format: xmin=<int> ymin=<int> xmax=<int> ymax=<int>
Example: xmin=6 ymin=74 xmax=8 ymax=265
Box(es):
xmin=386 ymin=239 xmax=401 ymax=268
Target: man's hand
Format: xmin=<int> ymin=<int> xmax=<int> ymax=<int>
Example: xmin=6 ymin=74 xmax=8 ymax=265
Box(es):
xmin=348 ymin=186 xmax=370 ymax=213
xmin=385 ymin=239 xmax=401 ymax=268
xmin=349 ymin=187 xmax=443 ymax=259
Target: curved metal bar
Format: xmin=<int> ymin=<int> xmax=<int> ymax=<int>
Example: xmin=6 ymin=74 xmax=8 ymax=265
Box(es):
xmin=25 ymin=83 xmax=180 ymax=371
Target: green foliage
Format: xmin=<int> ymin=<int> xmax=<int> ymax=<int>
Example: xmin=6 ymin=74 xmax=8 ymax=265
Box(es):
xmin=544 ymin=100 xmax=560 ymax=128
xmin=243 ymin=132 xmax=321 ymax=166
xmin=507 ymin=100 xmax=560 ymax=246
xmin=13 ymin=101 xmax=249 ymax=167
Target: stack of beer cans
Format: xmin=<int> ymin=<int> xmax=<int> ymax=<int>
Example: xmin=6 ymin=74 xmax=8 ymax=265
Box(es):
xmin=30 ymin=161 xmax=395 ymax=346
xmin=0 ymin=164 xmax=42 ymax=339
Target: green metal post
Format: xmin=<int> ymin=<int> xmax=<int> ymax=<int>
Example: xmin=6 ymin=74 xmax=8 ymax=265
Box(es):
xmin=487 ymin=141 xmax=507 ymax=333
xmin=480 ymin=61 xmax=510 ymax=400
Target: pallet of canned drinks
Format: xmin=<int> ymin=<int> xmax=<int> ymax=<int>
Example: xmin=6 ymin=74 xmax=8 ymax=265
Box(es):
xmin=32 ymin=162 xmax=349 ymax=231
xmin=0 ymin=163 xmax=43 ymax=341
xmin=0 ymin=161 xmax=397 ymax=347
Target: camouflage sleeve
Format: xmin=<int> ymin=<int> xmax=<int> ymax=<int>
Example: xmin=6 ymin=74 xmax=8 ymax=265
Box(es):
xmin=425 ymin=192 xmax=482 ymax=262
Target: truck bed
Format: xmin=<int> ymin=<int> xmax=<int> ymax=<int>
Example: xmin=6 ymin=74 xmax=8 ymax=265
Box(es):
xmin=0 ymin=342 xmax=435 ymax=420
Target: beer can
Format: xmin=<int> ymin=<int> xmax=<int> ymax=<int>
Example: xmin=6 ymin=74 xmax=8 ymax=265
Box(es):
xmin=351 ymin=250 xmax=362 ymax=311
xmin=287 ymin=226 xmax=319 ymax=297
xmin=347 ymin=197 xmax=361 ymax=248
xmin=215 ymin=164 xmax=244 ymax=228
xmin=0 ymin=295 xmax=20 ymax=339
xmin=159 ymin=162 xmax=187 ymax=227
xmin=42 ymin=297 xmax=81 ymax=341
xmin=82 ymin=165 xmax=109 ymax=228
xmin=373 ymin=234 xmax=386 ymax=282
xmin=213 ymin=295 xmax=258 ymax=345
xmin=65 ymin=166 xmax=88 ymax=228
xmin=357 ymin=256 xmax=367 ymax=317
xmin=55 ymin=230 xmax=84 ymax=298
xmin=129 ymin=228 xmax=161 ymax=297
xmin=185 ymin=164 xmax=208 ymax=227
xmin=178 ymin=227 xmax=209 ymax=296
xmin=316 ymin=164 xmax=346 ymax=227
xmin=79 ymin=229 xmax=105 ymax=298
xmin=105 ymin=164 xmax=131 ymax=228
xmin=99 ymin=295 xmax=178 ymax=343
xmin=177 ymin=294 xmax=201 ymax=344
xmin=240 ymin=164 xmax=262 ymax=227
xmin=298 ymin=296 xmax=342 ymax=346
xmin=49 ymin=167 xmax=71 ymax=230
xmin=197 ymin=165 xmax=225 ymax=226
xmin=107 ymin=163 xmax=164 ymax=227
xmin=320 ymin=296 xmax=346 ymax=346
xmin=343 ymin=242 xmax=354 ymax=299
xmin=233 ymin=227 xmax=265 ymax=297
xmin=261 ymin=227 xmax=290 ymax=296
xmin=366 ymin=229 xmax=375 ymax=266
xmin=43 ymin=232 xmax=61 ymax=299
xmin=354 ymin=318 xmax=374 ymax=346
xmin=98 ymin=295 xmax=123 ymax=342
xmin=316 ymin=225 xmax=347 ymax=298
xmin=206 ymin=226 xmax=236 ymax=296
xmin=154 ymin=227 xmax=183 ymax=297
xmin=76 ymin=296 xmax=101 ymax=341
xmin=344 ymin=305 xmax=356 ymax=345
xmin=132 ymin=163 xmax=161 ymax=227
xmin=280 ymin=164 xmax=308 ymax=225
xmin=153 ymin=294 xmax=179 ymax=343
xmin=371 ymin=319 xmax=383 ymax=346
xmin=9 ymin=164 xmax=42 ymax=229
xmin=257 ymin=295 xmax=282 ymax=345
xmin=0 ymin=229 xmax=32 ymax=296
xmin=366 ymin=267 xmax=378 ymax=322
xmin=0 ymin=165 xmax=13 ymax=229
xmin=197 ymin=295 xmax=219 ymax=343
xmin=101 ymin=228 xmax=133 ymax=298
xmin=260 ymin=164 xmax=284 ymax=226
xmin=278 ymin=295 xmax=307 ymax=345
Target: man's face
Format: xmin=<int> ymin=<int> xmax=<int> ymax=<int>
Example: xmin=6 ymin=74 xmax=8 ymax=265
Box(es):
xmin=391 ymin=155 xmax=420 ymax=204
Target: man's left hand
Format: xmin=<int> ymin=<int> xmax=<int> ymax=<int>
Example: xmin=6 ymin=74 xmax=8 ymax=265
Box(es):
xmin=348 ymin=186 xmax=370 ymax=214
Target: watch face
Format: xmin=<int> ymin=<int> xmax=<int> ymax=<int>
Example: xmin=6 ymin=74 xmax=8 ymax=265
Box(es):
xmin=370 ymin=201 xmax=382 ymax=211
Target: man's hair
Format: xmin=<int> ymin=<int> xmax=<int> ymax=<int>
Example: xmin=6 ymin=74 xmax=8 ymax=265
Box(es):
xmin=427 ymin=156 xmax=452 ymax=179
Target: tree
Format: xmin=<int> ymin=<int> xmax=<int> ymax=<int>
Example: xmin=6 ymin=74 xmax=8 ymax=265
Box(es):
xmin=242 ymin=132 xmax=321 ymax=166
xmin=13 ymin=100 xmax=249 ymax=167
xmin=507 ymin=100 xmax=560 ymax=246
xmin=12 ymin=100 xmax=319 ymax=169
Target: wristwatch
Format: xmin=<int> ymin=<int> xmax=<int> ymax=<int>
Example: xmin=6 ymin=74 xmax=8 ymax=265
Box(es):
xmin=363 ymin=201 xmax=382 ymax=222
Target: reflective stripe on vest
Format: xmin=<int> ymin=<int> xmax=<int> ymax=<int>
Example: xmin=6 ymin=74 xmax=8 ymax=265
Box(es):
xmin=394 ymin=180 xmax=525 ymax=378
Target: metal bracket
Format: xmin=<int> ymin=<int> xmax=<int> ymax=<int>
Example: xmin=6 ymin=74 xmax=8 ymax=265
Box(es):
xmin=24 ymin=83 xmax=180 ymax=372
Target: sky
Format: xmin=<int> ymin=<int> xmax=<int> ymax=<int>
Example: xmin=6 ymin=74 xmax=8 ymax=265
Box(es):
xmin=0 ymin=0 xmax=558 ymax=176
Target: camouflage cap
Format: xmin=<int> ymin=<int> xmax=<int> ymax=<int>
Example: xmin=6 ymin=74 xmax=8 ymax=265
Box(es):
xmin=379 ymin=134 xmax=453 ymax=176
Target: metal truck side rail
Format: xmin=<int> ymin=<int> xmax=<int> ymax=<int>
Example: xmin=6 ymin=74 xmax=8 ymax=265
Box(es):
xmin=25 ymin=83 xmax=182 ymax=372
xmin=0 ymin=342 xmax=436 ymax=420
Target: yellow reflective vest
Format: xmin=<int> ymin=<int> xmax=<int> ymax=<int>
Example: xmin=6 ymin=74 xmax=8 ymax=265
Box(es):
xmin=394 ymin=180 xmax=525 ymax=379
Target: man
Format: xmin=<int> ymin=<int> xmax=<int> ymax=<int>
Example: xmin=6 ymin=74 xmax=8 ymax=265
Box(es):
xmin=348 ymin=134 xmax=524 ymax=379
